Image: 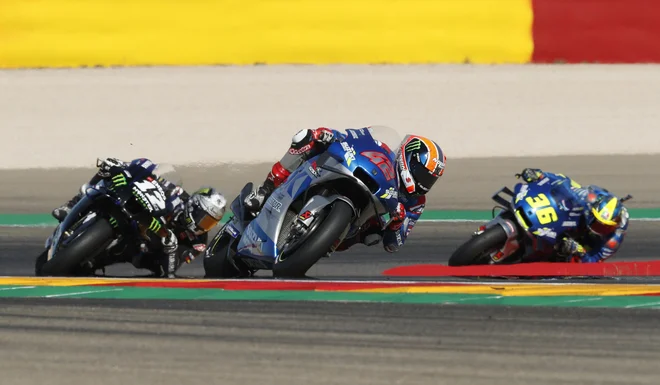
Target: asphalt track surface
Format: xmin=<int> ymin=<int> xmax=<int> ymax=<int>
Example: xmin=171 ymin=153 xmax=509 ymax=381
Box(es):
xmin=1 ymin=299 xmax=659 ymax=385
xmin=2 ymin=156 xmax=660 ymax=383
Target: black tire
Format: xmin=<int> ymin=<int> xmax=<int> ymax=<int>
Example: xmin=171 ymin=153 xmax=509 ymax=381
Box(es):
xmin=38 ymin=218 xmax=114 ymax=277
xmin=273 ymin=200 xmax=353 ymax=278
xmin=203 ymin=232 xmax=241 ymax=278
xmin=448 ymin=225 xmax=508 ymax=267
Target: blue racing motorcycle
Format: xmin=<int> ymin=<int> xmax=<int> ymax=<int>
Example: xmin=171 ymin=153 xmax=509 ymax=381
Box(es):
xmin=204 ymin=126 xmax=402 ymax=278
xmin=449 ymin=175 xmax=586 ymax=266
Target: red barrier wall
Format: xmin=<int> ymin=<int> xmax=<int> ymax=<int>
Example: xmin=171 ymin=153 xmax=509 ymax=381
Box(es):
xmin=532 ymin=0 xmax=660 ymax=63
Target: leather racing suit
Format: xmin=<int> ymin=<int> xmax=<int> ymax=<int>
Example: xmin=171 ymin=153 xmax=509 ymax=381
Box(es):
xmin=520 ymin=169 xmax=629 ymax=263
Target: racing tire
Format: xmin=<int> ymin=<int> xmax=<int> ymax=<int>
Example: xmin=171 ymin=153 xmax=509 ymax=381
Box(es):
xmin=37 ymin=218 xmax=114 ymax=277
xmin=203 ymin=233 xmax=241 ymax=278
xmin=448 ymin=225 xmax=508 ymax=267
xmin=273 ymin=200 xmax=353 ymax=278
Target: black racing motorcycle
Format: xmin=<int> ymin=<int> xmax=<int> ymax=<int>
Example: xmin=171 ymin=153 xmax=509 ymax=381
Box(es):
xmin=35 ymin=159 xmax=181 ymax=277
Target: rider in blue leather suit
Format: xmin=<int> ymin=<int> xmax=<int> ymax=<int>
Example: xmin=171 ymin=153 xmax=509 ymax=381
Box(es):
xmin=518 ymin=168 xmax=631 ymax=263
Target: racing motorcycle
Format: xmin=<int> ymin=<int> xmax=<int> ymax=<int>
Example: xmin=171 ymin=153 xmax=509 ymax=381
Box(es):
xmin=448 ymin=175 xmax=625 ymax=266
xmin=204 ymin=125 xmax=402 ymax=278
xmin=35 ymin=159 xmax=181 ymax=277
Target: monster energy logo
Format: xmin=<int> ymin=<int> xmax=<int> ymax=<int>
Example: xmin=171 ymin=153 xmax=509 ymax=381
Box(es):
xmin=111 ymin=174 xmax=127 ymax=187
xmin=132 ymin=190 xmax=150 ymax=210
xmin=148 ymin=217 xmax=162 ymax=232
xmin=405 ymin=139 xmax=422 ymax=152
xmin=109 ymin=217 xmax=118 ymax=228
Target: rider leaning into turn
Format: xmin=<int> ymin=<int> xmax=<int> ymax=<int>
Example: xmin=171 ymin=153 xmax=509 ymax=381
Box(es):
xmin=517 ymin=168 xmax=630 ymax=263
xmin=244 ymin=126 xmax=446 ymax=253
xmin=52 ymin=158 xmax=227 ymax=277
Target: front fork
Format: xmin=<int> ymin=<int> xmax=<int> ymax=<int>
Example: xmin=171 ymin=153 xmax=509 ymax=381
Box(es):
xmin=474 ymin=212 xmax=522 ymax=264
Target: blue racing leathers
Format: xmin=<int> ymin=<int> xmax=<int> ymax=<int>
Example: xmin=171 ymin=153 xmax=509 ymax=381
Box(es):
xmin=523 ymin=169 xmax=629 ymax=263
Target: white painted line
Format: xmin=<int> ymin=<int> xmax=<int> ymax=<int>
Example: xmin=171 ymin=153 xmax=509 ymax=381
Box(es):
xmin=564 ymin=297 xmax=604 ymax=303
xmin=624 ymin=301 xmax=660 ymax=309
xmin=0 ymin=286 xmax=36 ymax=291
xmin=44 ymin=288 xmax=124 ymax=298
xmin=451 ymin=295 xmax=503 ymax=302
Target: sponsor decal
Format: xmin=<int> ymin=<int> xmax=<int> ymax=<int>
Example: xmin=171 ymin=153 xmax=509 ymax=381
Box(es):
xmin=193 ymin=243 xmax=207 ymax=253
xmin=299 ymin=210 xmax=313 ymax=220
xmin=537 ymin=177 xmax=550 ymax=186
xmin=379 ymin=187 xmax=398 ymax=200
xmin=308 ymin=161 xmax=321 ymax=178
xmin=289 ymin=144 xmax=312 ymax=155
xmin=491 ymin=251 xmax=505 ymax=262
xmin=558 ymin=200 xmax=570 ymax=211
xmin=515 ymin=184 xmax=529 ymax=203
xmin=350 ymin=130 xmax=359 ymax=139
xmin=562 ymin=221 xmax=577 ymax=227
xmin=225 ymin=224 xmax=239 ymax=238
xmin=341 ymin=142 xmax=356 ymax=166
xmin=267 ymin=196 xmax=282 ymax=212
xmin=533 ymin=227 xmax=557 ymax=239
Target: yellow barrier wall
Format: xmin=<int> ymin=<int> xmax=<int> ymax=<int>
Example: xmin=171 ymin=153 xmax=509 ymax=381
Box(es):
xmin=0 ymin=0 xmax=533 ymax=68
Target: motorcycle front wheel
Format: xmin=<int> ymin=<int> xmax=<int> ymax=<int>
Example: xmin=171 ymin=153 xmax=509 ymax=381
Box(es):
xmin=37 ymin=218 xmax=114 ymax=277
xmin=448 ymin=225 xmax=508 ymax=267
xmin=273 ymin=200 xmax=353 ymax=278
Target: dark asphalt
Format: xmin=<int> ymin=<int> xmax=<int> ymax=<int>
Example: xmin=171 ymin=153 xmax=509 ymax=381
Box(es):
xmin=1 ymin=298 xmax=659 ymax=385
xmin=2 ymin=222 xmax=660 ymax=279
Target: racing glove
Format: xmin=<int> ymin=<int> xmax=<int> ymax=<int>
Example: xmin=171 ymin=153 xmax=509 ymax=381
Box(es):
xmin=516 ymin=168 xmax=544 ymax=184
xmin=556 ymin=237 xmax=586 ymax=262
xmin=96 ymin=157 xmax=127 ymax=178
xmin=311 ymin=127 xmax=335 ymax=145
xmin=387 ymin=202 xmax=406 ymax=231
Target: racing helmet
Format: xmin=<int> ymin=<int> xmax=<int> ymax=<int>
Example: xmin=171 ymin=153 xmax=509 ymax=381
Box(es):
xmin=585 ymin=191 xmax=623 ymax=236
xmin=397 ymin=135 xmax=446 ymax=197
xmin=184 ymin=187 xmax=227 ymax=235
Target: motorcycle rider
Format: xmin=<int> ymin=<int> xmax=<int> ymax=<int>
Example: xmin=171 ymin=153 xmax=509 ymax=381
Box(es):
xmin=244 ymin=126 xmax=446 ymax=253
xmin=52 ymin=157 xmax=227 ymax=277
xmin=517 ymin=168 xmax=630 ymax=263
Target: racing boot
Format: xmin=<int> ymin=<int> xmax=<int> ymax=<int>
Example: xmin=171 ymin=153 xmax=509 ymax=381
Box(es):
xmin=244 ymin=179 xmax=275 ymax=216
xmin=244 ymin=162 xmax=291 ymax=216
xmin=51 ymin=184 xmax=89 ymax=222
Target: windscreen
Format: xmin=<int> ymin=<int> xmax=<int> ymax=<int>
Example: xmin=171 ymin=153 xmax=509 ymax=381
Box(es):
xmin=152 ymin=163 xmax=183 ymax=187
xmin=365 ymin=125 xmax=403 ymax=155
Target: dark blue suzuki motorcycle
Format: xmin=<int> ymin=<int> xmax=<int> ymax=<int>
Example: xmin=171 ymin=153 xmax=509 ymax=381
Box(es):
xmin=449 ymin=176 xmax=586 ymax=266
xmin=204 ymin=125 xmax=402 ymax=278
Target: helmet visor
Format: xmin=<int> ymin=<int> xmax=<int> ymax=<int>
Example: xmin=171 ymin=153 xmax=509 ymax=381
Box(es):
xmin=409 ymin=160 xmax=439 ymax=193
xmin=588 ymin=216 xmax=618 ymax=236
xmin=192 ymin=211 xmax=221 ymax=233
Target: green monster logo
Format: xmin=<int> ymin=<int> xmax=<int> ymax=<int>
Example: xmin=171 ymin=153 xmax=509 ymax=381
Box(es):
xmin=405 ymin=139 xmax=422 ymax=152
xmin=148 ymin=217 xmax=162 ymax=232
xmin=111 ymin=174 xmax=127 ymax=187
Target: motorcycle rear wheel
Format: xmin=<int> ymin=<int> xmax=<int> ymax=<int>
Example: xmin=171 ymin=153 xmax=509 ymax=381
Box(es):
xmin=203 ymin=232 xmax=242 ymax=278
xmin=448 ymin=225 xmax=508 ymax=267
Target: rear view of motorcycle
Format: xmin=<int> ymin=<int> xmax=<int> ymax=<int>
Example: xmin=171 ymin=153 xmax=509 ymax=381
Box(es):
xmin=35 ymin=159 xmax=180 ymax=277
xmin=204 ymin=125 xmax=402 ymax=279
xmin=448 ymin=175 xmax=584 ymax=266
